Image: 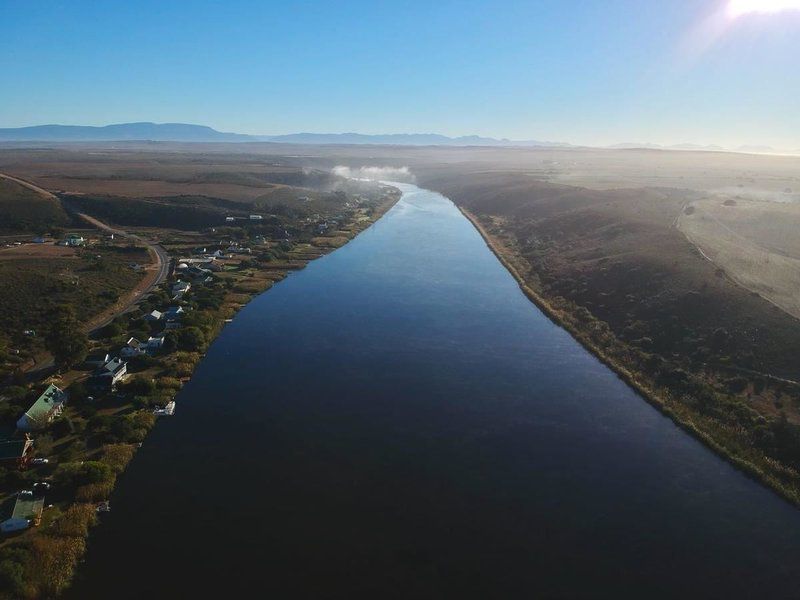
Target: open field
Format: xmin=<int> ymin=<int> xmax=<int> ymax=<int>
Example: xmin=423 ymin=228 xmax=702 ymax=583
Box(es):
xmin=678 ymin=196 xmax=800 ymax=319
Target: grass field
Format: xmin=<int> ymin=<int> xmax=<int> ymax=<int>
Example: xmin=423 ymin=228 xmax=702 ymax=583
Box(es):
xmin=0 ymin=245 xmax=148 ymax=342
xmin=678 ymin=196 xmax=800 ymax=319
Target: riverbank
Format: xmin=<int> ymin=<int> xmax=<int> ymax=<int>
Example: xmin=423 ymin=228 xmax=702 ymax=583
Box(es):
xmin=458 ymin=205 xmax=800 ymax=507
xmin=0 ymin=186 xmax=400 ymax=599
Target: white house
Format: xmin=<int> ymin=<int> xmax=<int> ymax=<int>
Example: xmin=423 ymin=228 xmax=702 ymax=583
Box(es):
xmin=146 ymin=335 xmax=165 ymax=352
xmin=90 ymin=358 xmax=127 ymax=390
xmin=144 ymin=309 xmax=163 ymax=322
xmin=120 ymin=337 xmax=145 ymax=358
xmin=172 ymin=281 xmax=191 ymax=296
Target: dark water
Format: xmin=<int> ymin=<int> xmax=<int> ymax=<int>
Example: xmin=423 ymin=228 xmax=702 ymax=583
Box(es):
xmin=71 ymin=184 xmax=800 ymax=598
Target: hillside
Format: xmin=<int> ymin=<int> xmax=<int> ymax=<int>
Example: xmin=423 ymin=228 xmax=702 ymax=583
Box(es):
xmin=0 ymin=177 xmax=70 ymax=234
xmin=420 ymin=167 xmax=800 ymax=502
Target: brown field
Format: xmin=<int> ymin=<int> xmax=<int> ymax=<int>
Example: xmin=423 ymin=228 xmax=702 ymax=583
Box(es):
xmin=0 ymin=243 xmax=77 ymax=260
xmin=678 ymin=196 xmax=800 ymax=319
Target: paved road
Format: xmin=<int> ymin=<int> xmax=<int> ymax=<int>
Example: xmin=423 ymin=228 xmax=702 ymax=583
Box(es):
xmin=66 ymin=211 xmax=171 ymax=333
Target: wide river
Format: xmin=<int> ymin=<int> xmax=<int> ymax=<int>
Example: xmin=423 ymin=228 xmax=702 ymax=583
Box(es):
xmin=71 ymin=184 xmax=800 ymax=598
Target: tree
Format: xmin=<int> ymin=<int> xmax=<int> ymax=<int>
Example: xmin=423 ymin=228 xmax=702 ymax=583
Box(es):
xmin=44 ymin=306 xmax=88 ymax=371
xmin=177 ymin=326 xmax=206 ymax=352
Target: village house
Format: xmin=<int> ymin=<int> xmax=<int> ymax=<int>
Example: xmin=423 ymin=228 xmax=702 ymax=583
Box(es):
xmin=17 ymin=384 xmax=67 ymax=432
xmin=120 ymin=337 xmax=146 ymax=358
xmin=1 ymin=490 xmax=45 ymax=533
xmin=64 ymin=234 xmax=85 ymax=247
xmin=144 ymin=309 xmax=163 ymax=322
xmin=85 ymin=350 xmax=111 ymax=367
xmin=164 ymin=305 xmax=185 ymax=321
xmin=146 ymin=334 xmax=165 ymax=352
xmin=0 ymin=436 xmax=34 ymax=469
xmin=90 ymin=357 xmax=127 ymax=391
xmin=172 ymin=280 xmax=191 ymax=296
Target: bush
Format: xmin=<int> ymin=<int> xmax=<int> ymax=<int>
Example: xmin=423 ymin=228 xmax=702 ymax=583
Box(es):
xmin=54 ymin=460 xmax=114 ymax=489
xmin=49 ymin=504 xmax=97 ymax=539
xmin=100 ymin=444 xmax=135 ymax=474
xmin=124 ymin=376 xmax=156 ymax=396
xmin=177 ymin=326 xmax=206 ymax=352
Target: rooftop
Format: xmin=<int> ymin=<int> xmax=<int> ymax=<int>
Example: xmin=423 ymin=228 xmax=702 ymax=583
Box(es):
xmin=25 ymin=384 xmax=66 ymax=422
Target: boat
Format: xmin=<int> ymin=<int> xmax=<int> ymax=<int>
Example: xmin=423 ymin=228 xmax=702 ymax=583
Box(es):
xmin=153 ymin=401 xmax=176 ymax=417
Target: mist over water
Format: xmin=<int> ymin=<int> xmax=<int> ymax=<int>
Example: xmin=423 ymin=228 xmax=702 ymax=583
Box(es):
xmin=332 ymin=165 xmax=416 ymax=182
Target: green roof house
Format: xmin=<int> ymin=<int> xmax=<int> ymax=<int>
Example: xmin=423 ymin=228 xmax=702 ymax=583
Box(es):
xmin=17 ymin=384 xmax=67 ymax=432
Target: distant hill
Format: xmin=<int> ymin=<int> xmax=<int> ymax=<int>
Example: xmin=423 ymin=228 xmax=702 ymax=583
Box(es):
xmin=610 ymin=142 xmax=726 ymax=152
xmin=0 ymin=122 xmax=256 ymax=143
xmin=0 ymin=122 xmax=569 ymax=147
xmin=264 ymin=132 xmax=570 ymax=147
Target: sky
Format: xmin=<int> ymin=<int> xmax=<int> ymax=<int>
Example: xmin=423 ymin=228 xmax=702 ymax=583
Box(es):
xmin=1 ymin=0 xmax=799 ymax=148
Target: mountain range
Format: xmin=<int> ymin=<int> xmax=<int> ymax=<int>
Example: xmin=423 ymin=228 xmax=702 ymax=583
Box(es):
xmin=0 ymin=122 xmax=567 ymax=147
xmin=0 ymin=122 xmax=791 ymax=153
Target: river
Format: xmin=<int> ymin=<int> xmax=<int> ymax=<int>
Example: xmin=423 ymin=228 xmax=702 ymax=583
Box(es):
xmin=70 ymin=183 xmax=800 ymax=598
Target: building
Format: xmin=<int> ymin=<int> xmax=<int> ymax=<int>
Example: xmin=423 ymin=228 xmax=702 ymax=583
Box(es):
xmin=225 ymin=216 xmax=235 ymax=222
xmin=1 ymin=490 xmax=45 ymax=532
xmin=90 ymin=358 xmax=127 ymax=391
xmin=164 ymin=306 xmax=185 ymax=322
xmin=85 ymin=351 xmax=111 ymax=367
xmin=17 ymin=384 xmax=67 ymax=432
xmin=146 ymin=335 xmax=165 ymax=352
xmin=144 ymin=310 xmax=163 ymax=322
xmin=172 ymin=280 xmax=191 ymax=296
xmin=0 ymin=436 xmax=34 ymax=469
xmin=120 ymin=337 xmax=145 ymax=358
xmin=65 ymin=234 xmax=85 ymax=247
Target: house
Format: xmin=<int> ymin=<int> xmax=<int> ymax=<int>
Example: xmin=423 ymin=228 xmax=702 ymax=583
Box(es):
xmin=187 ymin=265 xmax=212 ymax=280
xmin=1 ymin=490 xmax=45 ymax=532
xmin=164 ymin=306 xmax=185 ymax=321
xmin=225 ymin=216 xmax=236 ymax=222
xmin=249 ymin=214 xmax=263 ymax=221
xmin=0 ymin=436 xmax=34 ymax=469
xmin=90 ymin=358 xmax=127 ymax=390
xmin=146 ymin=335 xmax=165 ymax=353
xmin=172 ymin=280 xmax=191 ymax=296
xmin=65 ymin=234 xmax=85 ymax=247
xmin=120 ymin=337 xmax=145 ymax=358
xmin=17 ymin=384 xmax=67 ymax=432
xmin=144 ymin=310 xmax=163 ymax=322
xmin=85 ymin=351 xmax=111 ymax=367
xmin=212 ymin=249 xmax=226 ymax=258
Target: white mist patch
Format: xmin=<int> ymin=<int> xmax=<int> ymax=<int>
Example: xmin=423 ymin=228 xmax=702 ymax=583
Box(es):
xmin=332 ymin=165 xmax=416 ymax=183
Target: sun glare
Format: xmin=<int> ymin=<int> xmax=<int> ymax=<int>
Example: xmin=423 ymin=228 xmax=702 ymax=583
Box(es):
xmin=728 ymin=0 xmax=800 ymax=17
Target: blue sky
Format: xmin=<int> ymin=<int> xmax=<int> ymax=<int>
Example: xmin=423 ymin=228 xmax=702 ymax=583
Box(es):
xmin=2 ymin=0 xmax=799 ymax=147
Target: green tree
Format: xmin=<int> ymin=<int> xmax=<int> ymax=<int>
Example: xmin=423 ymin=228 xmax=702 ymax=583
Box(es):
xmin=44 ymin=306 xmax=88 ymax=371
xmin=177 ymin=326 xmax=206 ymax=352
